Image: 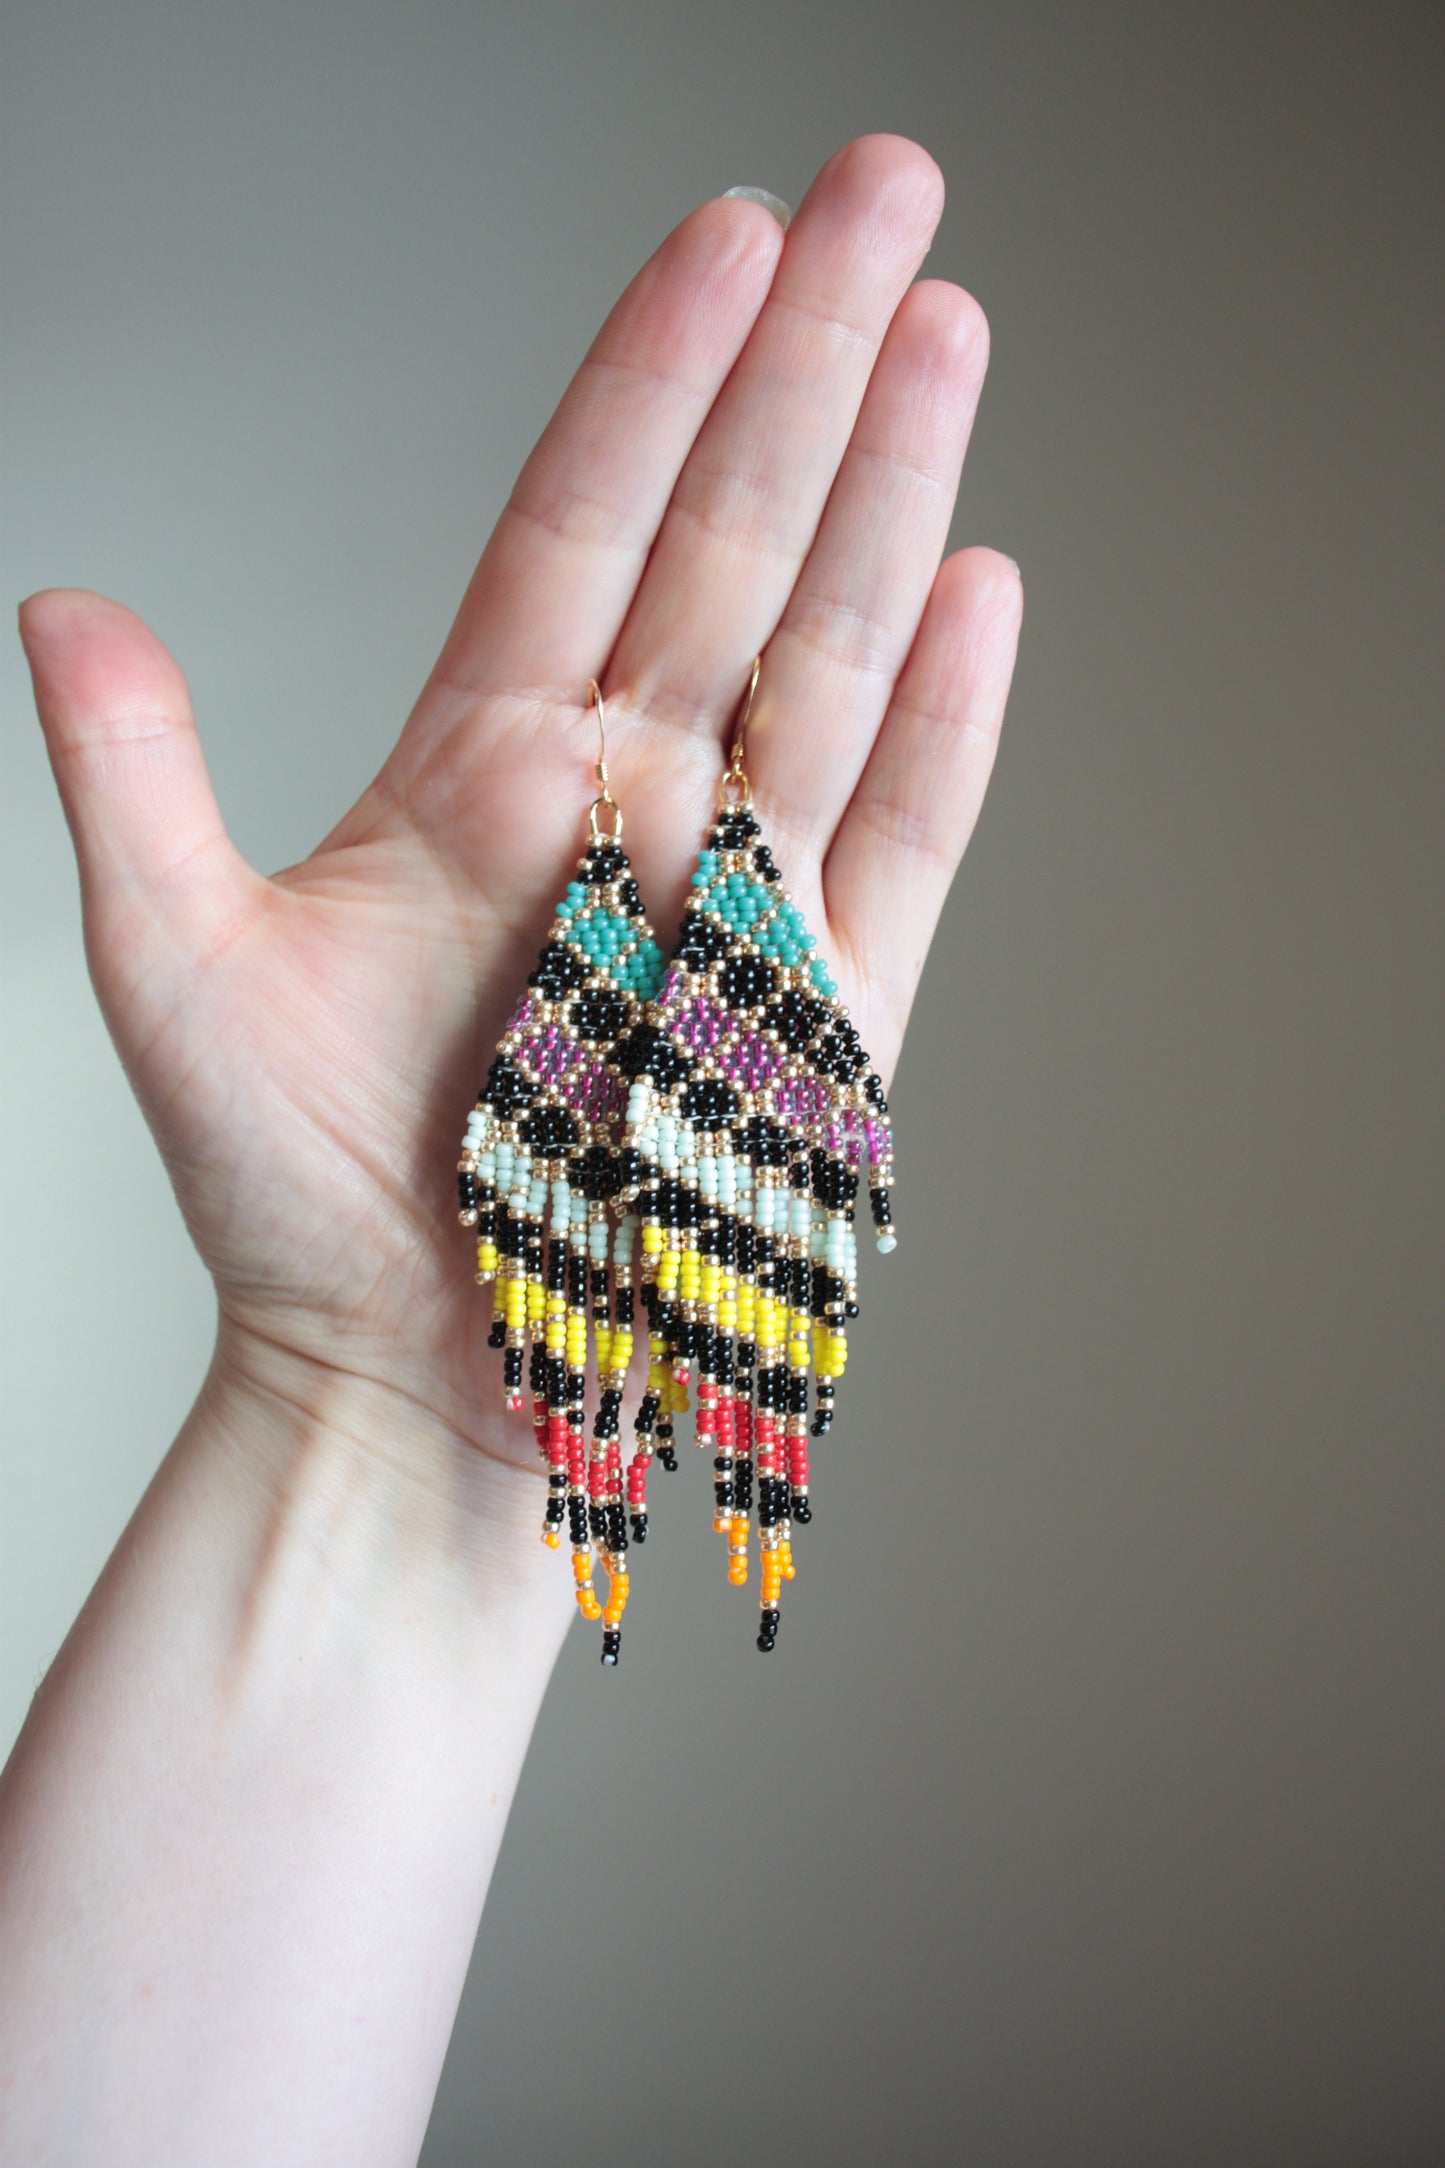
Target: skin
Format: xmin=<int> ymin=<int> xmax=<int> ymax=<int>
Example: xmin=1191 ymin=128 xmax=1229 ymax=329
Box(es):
xmin=0 ymin=135 xmax=1021 ymax=2163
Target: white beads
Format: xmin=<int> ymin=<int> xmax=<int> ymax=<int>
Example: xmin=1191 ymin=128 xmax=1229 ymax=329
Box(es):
xmin=626 ymin=1082 xmax=652 ymax=1125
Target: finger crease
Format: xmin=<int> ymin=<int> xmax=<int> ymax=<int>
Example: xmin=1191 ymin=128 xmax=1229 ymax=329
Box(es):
xmin=774 ymin=600 xmax=912 ymax=685
xmin=501 ymin=489 xmax=650 ymax=560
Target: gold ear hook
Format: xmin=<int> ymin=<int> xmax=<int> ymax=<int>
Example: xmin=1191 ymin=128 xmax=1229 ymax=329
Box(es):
xmin=720 ymin=654 xmax=762 ymax=810
xmin=587 ymin=679 xmax=623 ymax=841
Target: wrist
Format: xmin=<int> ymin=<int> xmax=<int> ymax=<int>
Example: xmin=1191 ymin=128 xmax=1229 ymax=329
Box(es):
xmin=2 ymin=1314 xmax=574 ymax=2167
xmin=192 ymin=1319 xmax=576 ymax=1663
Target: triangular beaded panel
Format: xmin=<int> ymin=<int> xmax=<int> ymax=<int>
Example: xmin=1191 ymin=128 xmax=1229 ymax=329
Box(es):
xmin=456 ymin=831 xmax=667 ymax=1660
xmin=617 ymin=799 xmax=896 ymax=1652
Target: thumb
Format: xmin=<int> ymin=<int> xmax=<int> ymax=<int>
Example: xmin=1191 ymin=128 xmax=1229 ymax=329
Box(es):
xmin=19 ymin=589 xmax=256 ymax=1012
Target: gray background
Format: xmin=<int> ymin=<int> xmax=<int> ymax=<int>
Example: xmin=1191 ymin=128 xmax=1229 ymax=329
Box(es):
xmin=3 ymin=3 xmax=1442 ymax=2163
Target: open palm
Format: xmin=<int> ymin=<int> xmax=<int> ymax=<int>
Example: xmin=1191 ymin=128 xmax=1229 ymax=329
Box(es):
xmin=22 ymin=136 xmax=1020 ymax=1479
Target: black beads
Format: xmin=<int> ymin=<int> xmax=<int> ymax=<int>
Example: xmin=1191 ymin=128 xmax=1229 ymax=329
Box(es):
xmin=567 ymin=989 xmax=628 ymax=1044
xmin=714 ymin=809 xmax=760 ymax=849
xmin=481 ymin=1054 xmax=534 ymax=1118
xmin=817 ymin=1021 xmax=867 ymax=1080
xmin=771 ymin=990 xmax=826 ymax=1052
xmin=520 ymin=1101 xmax=579 ymax=1156
xmin=613 ymin=1022 xmax=692 ymax=1091
xmin=718 ymin=952 xmax=776 ymax=1011
xmin=679 ymin=1075 xmax=739 ymax=1126
xmin=738 ymin=1112 xmax=789 ymax=1166
xmin=579 ymin=839 xmax=625 ymax=885
xmin=675 ymin=913 xmax=730 ymax=968
xmin=568 ymin=1142 xmax=621 ymax=1202
xmin=530 ymin=941 xmax=588 ymax=998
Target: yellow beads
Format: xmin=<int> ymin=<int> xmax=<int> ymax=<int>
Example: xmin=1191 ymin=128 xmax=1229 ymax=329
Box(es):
xmin=646 ymin=1336 xmax=668 ymax=1393
xmin=813 ymin=1326 xmax=848 ymax=1378
xmin=475 ymin=1239 xmax=498 ymax=1278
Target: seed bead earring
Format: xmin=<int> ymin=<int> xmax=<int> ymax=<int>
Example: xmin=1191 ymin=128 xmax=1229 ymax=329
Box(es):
xmin=617 ymin=658 xmax=897 ymax=1653
xmin=455 ymin=682 xmax=669 ymax=1661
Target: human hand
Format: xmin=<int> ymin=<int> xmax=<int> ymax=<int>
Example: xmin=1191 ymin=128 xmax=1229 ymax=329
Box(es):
xmin=20 ymin=135 xmax=1020 ymax=1498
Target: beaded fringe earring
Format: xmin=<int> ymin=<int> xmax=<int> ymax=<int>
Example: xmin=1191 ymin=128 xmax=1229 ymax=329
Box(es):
xmin=456 ymin=683 xmax=670 ymax=1663
xmin=617 ymin=658 xmax=897 ymax=1653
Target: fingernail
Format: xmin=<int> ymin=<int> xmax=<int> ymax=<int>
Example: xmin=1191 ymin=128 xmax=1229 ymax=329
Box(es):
xmin=1002 ymin=554 xmax=1021 ymax=578
xmin=723 ymin=185 xmax=791 ymax=230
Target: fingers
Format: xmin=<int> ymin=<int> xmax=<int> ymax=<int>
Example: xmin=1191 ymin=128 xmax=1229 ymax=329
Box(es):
xmin=608 ymin=135 xmax=946 ymax=731
xmin=19 ymin=589 xmax=255 ymax=1007
xmin=823 ymin=548 xmax=1022 ymax=1066
xmin=418 ymin=195 xmax=786 ymax=720
xmin=745 ymin=277 xmax=989 ymax=852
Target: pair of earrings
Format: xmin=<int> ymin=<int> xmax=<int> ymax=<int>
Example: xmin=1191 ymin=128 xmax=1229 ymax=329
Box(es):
xmin=455 ymin=661 xmax=897 ymax=1663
